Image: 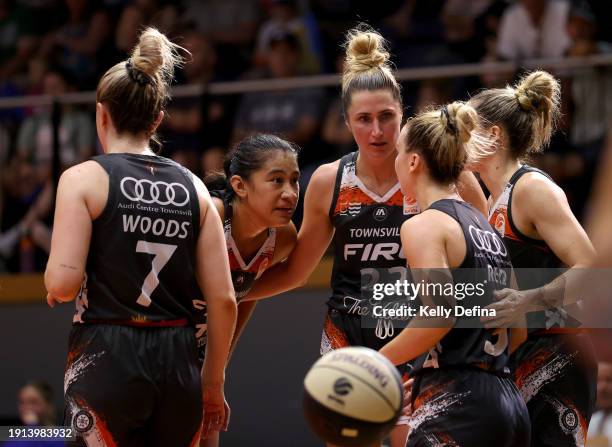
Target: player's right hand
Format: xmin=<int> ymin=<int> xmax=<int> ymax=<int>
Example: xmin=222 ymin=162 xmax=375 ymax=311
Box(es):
xmin=201 ymin=383 xmax=226 ymax=439
xmin=47 ymin=293 xmax=61 ymax=308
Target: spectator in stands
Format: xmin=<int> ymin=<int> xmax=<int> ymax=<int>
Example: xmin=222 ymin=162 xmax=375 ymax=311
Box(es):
xmin=161 ymin=31 xmax=234 ymax=174
xmin=588 ymin=362 xmax=612 ymax=445
xmin=0 ymin=0 xmax=36 ymax=83
xmin=114 ymin=0 xmax=180 ymax=56
xmin=17 ymin=381 xmax=56 ymax=426
xmin=442 ymin=0 xmax=492 ymax=62
xmin=38 ymin=0 xmax=110 ymax=89
xmin=182 ymin=0 xmax=259 ymax=78
xmin=16 ymin=66 xmax=94 ymax=183
xmin=254 ymin=0 xmax=322 ymax=74
xmin=2 ymin=381 xmax=63 ymax=446
xmin=232 ymin=30 xmax=324 ymax=148
xmin=497 ymin=0 xmax=571 ymax=60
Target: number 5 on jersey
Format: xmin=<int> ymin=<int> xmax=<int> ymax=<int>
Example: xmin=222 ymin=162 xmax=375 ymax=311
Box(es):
xmin=136 ymin=240 xmax=177 ymax=307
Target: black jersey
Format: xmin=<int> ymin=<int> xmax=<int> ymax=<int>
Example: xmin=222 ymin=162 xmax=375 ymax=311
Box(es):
xmin=328 ymin=151 xmax=420 ymax=312
xmin=412 ymin=199 xmax=514 ymax=374
xmin=488 ymin=165 xmax=568 ymax=333
xmin=73 ymin=153 xmax=202 ymax=325
xmin=193 ymin=191 xmax=277 ymax=355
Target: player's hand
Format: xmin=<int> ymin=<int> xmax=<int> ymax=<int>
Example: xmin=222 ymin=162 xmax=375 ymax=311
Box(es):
xmin=46 ymin=293 xmax=62 ymax=308
xmin=402 ymin=378 xmax=414 ymax=417
xmin=201 ymin=383 xmax=225 ymax=439
xmin=481 ymin=288 xmax=528 ymax=328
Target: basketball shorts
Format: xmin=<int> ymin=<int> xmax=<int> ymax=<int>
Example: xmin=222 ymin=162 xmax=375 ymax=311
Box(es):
xmin=320 ymin=307 xmax=412 ymax=425
xmin=510 ymin=332 xmax=597 ymax=447
xmin=407 ymin=367 xmax=530 ymax=447
xmin=63 ymin=324 xmax=202 ymax=447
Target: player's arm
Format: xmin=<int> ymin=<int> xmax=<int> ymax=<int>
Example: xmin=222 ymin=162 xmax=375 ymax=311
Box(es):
xmin=227 ymin=222 xmax=298 ymax=358
xmin=379 ymin=214 xmax=453 ymax=366
xmin=192 ymin=176 xmax=237 ymax=400
xmin=45 ymin=161 xmax=106 ymax=303
xmin=486 ymin=176 xmax=595 ymax=323
xmin=457 ymin=171 xmax=487 ymax=216
xmin=241 ymin=163 xmax=336 ymax=301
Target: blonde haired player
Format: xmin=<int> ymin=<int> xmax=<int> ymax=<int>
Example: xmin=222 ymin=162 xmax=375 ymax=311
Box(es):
xmin=243 ymin=25 xmax=486 ymax=447
xmin=380 ymin=101 xmax=530 ymax=446
xmin=471 ymin=71 xmax=597 ymax=447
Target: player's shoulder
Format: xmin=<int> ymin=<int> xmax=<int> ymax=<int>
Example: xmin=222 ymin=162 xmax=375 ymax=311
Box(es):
xmin=309 ymin=160 xmax=341 ymax=188
xmin=401 ymin=208 xmax=458 ymax=244
xmin=60 ymin=160 xmax=107 ymax=190
xmin=514 ymin=171 xmax=567 ymax=211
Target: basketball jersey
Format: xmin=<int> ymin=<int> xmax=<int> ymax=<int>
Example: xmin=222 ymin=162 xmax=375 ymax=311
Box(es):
xmin=73 ymin=153 xmax=202 ymax=324
xmin=222 ymin=195 xmax=277 ymax=300
xmin=488 ymin=165 xmax=569 ymax=333
xmin=328 ymin=151 xmax=420 ymax=313
xmin=412 ymin=199 xmax=514 ymax=374
xmin=193 ymin=191 xmax=277 ymax=351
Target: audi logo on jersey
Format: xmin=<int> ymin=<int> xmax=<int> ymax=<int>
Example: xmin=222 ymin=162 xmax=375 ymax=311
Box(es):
xmin=120 ymin=177 xmax=189 ymax=207
xmin=468 ymin=225 xmax=508 ymax=257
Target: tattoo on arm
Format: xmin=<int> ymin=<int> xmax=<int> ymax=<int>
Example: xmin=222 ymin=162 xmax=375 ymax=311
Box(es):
xmin=60 ymin=264 xmax=78 ymax=271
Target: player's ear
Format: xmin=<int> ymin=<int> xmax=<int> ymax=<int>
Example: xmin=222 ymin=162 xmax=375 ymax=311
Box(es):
xmin=408 ymin=152 xmax=420 ymax=172
xmin=229 ymin=175 xmax=247 ymax=199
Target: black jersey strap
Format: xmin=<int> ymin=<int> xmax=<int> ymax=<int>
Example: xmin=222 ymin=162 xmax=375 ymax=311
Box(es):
xmin=507 ymin=165 xmax=554 ymax=248
xmin=328 ymin=151 xmax=358 ymax=220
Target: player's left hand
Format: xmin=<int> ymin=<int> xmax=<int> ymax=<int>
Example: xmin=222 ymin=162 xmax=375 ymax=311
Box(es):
xmin=481 ymin=288 xmax=528 ymax=328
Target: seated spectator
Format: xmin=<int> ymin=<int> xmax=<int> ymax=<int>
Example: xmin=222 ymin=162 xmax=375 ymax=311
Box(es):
xmin=182 ymin=0 xmax=259 ymax=78
xmin=0 ymin=0 xmax=37 ymax=83
xmin=115 ymin=0 xmax=180 ymax=56
xmin=16 ymin=66 xmax=94 ymax=183
xmin=442 ymin=0 xmax=492 ymax=62
xmin=18 ymin=381 xmax=56 ymax=426
xmin=232 ymin=31 xmax=324 ymax=149
xmin=2 ymin=381 xmax=63 ymax=447
xmin=497 ymin=0 xmax=571 ymax=60
xmin=254 ymin=0 xmax=322 ymax=74
xmin=161 ymin=31 xmax=234 ymax=174
xmin=38 ymin=0 xmax=110 ymax=89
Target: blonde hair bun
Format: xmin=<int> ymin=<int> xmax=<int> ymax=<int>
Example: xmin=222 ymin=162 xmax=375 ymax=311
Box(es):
xmin=130 ymin=27 xmax=186 ymax=84
xmin=345 ymin=28 xmax=390 ymax=74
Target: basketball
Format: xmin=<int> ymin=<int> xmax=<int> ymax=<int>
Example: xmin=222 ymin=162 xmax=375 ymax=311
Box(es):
xmin=303 ymin=347 xmax=403 ymax=446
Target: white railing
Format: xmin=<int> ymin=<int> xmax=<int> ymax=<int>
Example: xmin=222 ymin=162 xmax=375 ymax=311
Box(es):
xmin=0 ymin=54 xmax=611 ymax=109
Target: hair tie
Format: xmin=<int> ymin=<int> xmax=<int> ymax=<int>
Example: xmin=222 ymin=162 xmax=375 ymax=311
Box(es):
xmin=125 ymin=60 xmax=151 ymax=86
xmin=441 ymin=105 xmax=458 ymax=135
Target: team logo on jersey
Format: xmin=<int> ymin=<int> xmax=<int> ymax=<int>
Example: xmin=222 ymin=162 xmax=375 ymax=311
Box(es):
xmin=120 ymin=177 xmax=189 ymax=207
xmin=333 ymin=377 xmax=353 ymax=396
xmin=561 ymin=408 xmax=579 ymax=432
xmin=73 ymin=410 xmax=94 ymax=433
xmin=340 ymin=201 xmax=362 ymax=216
xmin=373 ymin=206 xmax=388 ymax=222
xmin=403 ymin=196 xmax=419 ymax=215
xmin=494 ymin=211 xmax=506 ymax=235
xmin=468 ymin=225 xmax=507 ymax=256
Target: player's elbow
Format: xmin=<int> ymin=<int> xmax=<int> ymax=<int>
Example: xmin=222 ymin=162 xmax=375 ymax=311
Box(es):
xmin=207 ymin=291 xmax=238 ymax=319
xmin=44 ymin=268 xmax=82 ymax=302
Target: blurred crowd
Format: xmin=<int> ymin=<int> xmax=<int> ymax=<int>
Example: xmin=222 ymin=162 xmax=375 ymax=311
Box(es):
xmin=1 ymin=0 xmax=612 ymax=273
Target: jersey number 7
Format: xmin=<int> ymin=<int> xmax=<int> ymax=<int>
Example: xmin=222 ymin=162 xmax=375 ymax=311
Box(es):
xmin=135 ymin=240 xmax=177 ymax=307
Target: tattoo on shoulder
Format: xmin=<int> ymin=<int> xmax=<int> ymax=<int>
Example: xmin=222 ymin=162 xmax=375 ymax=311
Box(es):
xmin=60 ymin=264 xmax=78 ymax=271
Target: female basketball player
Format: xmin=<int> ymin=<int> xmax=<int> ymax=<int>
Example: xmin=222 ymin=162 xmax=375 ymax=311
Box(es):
xmin=470 ymin=71 xmax=597 ymax=447
xmin=243 ymin=26 xmax=486 ymax=447
xmin=199 ymin=134 xmax=299 ymax=446
xmin=44 ymin=28 xmax=237 ymax=446
xmin=379 ymin=101 xmax=530 ymax=446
